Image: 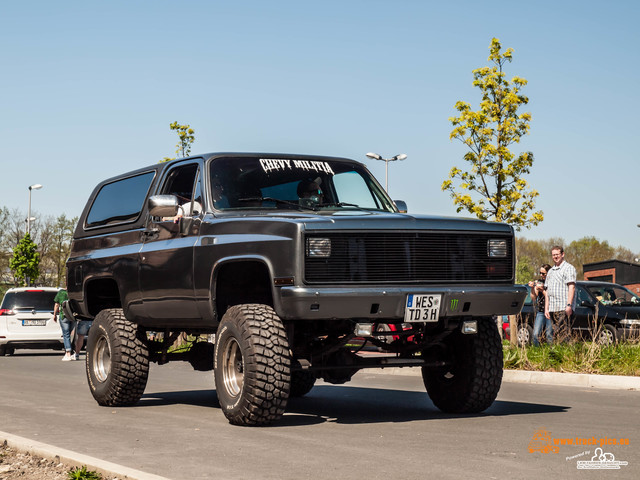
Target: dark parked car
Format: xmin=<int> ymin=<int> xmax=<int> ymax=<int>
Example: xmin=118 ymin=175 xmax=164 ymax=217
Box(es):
xmin=509 ymin=281 xmax=640 ymax=345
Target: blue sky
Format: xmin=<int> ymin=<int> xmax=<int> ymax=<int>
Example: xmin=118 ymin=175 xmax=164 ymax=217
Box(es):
xmin=2 ymin=0 xmax=639 ymax=253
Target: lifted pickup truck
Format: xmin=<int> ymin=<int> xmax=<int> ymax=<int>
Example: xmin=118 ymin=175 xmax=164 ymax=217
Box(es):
xmin=66 ymin=152 xmax=527 ymax=425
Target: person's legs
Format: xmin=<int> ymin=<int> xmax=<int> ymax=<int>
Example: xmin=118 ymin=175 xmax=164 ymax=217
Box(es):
xmin=74 ymin=320 xmax=93 ymax=360
xmin=532 ymin=311 xmax=544 ymax=346
xmin=552 ymin=311 xmax=568 ymax=343
xmin=59 ymin=317 xmax=75 ymax=360
xmin=74 ymin=335 xmax=84 ymax=360
xmin=544 ymin=315 xmax=554 ymax=344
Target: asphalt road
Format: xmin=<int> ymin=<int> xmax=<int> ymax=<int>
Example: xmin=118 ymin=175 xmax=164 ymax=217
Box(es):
xmin=1 ymin=351 xmax=638 ymax=480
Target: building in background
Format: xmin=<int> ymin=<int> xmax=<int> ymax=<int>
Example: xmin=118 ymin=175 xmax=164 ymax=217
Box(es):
xmin=583 ymin=260 xmax=640 ymax=293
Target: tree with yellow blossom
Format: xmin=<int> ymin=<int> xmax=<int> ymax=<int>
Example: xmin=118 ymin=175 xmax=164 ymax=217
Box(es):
xmin=442 ymin=38 xmax=543 ymax=230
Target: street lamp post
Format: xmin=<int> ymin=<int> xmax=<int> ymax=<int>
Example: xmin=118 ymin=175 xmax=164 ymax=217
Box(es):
xmin=365 ymin=152 xmax=407 ymax=192
xmin=27 ymin=184 xmax=43 ymax=235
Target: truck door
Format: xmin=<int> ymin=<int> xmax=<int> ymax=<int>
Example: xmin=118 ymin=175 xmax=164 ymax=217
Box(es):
xmin=139 ymin=161 xmax=203 ymax=321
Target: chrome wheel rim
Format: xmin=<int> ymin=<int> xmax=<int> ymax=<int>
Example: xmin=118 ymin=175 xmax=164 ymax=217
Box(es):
xmin=222 ymin=337 xmax=243 ymax=397
xmin=518 ymin=327 xmax=530 ymax=345
xmin=93 ymin=335 xmax=111 ymax=383
xmin=598 ymin=329 xmax=613 ymax=345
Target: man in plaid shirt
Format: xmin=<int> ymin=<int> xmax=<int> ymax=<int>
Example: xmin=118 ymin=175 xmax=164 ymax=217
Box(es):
xmin=544 ymin=245 xmax=576 ymax=342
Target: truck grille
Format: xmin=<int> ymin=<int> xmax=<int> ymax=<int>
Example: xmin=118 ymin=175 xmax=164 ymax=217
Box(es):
xmin=304 ymin=232 xmax=513 ymax=284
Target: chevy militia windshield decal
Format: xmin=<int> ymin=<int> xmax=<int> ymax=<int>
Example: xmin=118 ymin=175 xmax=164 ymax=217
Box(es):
xmin=259 ymin=158 xmax=335 ymax=175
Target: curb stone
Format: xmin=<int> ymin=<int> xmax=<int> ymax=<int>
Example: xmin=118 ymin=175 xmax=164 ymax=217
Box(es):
xmin=502 ymin=369 xmax=640 ymax=390
xmin=362 ymin=367 xmax=640 ymax=390
xmin=0 ymin=432 xmax=171 ymax=480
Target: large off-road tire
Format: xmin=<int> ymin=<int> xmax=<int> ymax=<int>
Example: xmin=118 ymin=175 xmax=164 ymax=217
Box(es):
xmin=290 ymin=360 xmax=316 ymax=398
xmin=422 ymin=319 xmax=503 ymax=413
xmin=214 ymin=304 xmax=291 ymax=426
xmin=86 ymin=308 xmax=149 ymax=406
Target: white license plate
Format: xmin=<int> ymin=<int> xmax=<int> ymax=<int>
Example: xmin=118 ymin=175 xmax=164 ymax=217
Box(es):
xmin=22 ymin=319 xmax=47 ymax=326
xmin=404 ymin=294 xmax=441 ymax=322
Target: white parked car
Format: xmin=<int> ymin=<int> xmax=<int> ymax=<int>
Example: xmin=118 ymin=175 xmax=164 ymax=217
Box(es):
xmin=0 ymin=287 xmax=63 ymax=356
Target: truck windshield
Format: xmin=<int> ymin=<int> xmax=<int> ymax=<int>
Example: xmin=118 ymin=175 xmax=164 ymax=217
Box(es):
xmin=208 ymin=156 xmax=396 ymax=212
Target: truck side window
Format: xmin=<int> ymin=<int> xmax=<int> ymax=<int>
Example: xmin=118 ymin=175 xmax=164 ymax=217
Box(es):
xmin=162 ymin=164 xmax=198 ymax=204
xmin=86 ymin=171 xmax=155 ymax=228
xmin=160 ymin=164 xmax=201 ymax=219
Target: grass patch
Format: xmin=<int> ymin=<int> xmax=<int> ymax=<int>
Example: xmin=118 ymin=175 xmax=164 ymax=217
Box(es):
xmin=503 ymin=341 xmax=640 ymax=376
xmin=67 ymin=466 xmax=102 ymax=480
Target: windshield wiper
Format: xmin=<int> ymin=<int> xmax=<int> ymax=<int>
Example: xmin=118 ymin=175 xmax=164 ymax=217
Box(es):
xmin=237 ymin=197 xmax=318 ymax=211
xmin=320 ymin=202 xmax=376 ymax=211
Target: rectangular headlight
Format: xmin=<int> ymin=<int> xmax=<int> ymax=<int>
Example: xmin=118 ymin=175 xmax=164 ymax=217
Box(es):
xmin=306 ymin=238 xmax=331 ymax=257
xmin=487 ymin=239 xmax=508 ymax=257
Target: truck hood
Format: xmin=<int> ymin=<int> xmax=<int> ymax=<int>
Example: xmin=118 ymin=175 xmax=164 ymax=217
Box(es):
xmin=216 ymin=210 xmax=513 ymax=234
xmin=301 ymin=211 xmax=512 ymax=233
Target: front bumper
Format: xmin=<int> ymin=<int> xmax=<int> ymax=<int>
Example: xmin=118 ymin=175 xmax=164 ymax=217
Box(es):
xmin=276 ymin=284 xmax=528 ymax=321
xmin=618 ymin=324 xmax=640 ymax=340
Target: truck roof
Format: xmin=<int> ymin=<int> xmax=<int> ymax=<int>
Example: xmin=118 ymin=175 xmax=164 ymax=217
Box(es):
xmin=97 ymin=152 xmax=364 ymax=187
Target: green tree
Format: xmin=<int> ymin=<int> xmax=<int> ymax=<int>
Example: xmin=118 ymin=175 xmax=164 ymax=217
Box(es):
xmin=0 ymin=207 xmax=11 ymax=281
xmin=1 ymin=207 xmax=30 ymax=285
xmin=567 ymin=237 xmax=615 ymax=279
xmin=515 ymin=236 xmax=565 ymax=284
xmin=442 ymin=38 xmax=543 ymax=230
xmin=613 ymin=245 xmax=638 ymax=264
xmin=515 ymin=257 xmax=535 ymax=285
xmin=161 ymin=121 xmax=196 ymax=162
xmin=515 ymin=236 xmax=640 ymax=283
xmin=51 ymin=214 xmax=77 ymax=286
xmin=38 ymin=214 xmax=77 ymax=286
xmin=9 ymin=233 xmax=40 ymax=286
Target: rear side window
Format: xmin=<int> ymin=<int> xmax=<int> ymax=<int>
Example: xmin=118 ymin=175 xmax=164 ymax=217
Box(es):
xmin=86 ymin=172 xmax=155 ymax=228
xmin=1 ymin=291 xmax=58 ymax=311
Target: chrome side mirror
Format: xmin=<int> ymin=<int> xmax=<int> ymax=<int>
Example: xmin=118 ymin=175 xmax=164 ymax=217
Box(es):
xmin=148 ymin=195 xmax=179 ymax=218
xmin=394 ymin=200 xmax=408 ymax=213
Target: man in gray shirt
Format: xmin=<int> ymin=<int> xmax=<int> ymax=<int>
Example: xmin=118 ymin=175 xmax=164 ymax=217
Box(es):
xmin=544 ymin=245 xmax=576 ymax=342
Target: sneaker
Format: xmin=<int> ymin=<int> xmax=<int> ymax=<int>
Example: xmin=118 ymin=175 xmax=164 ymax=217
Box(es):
xmin=73 ymin=353 xmax=80 ymax=360
xmin=62 ymin=353 xmax=73 ymax=362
